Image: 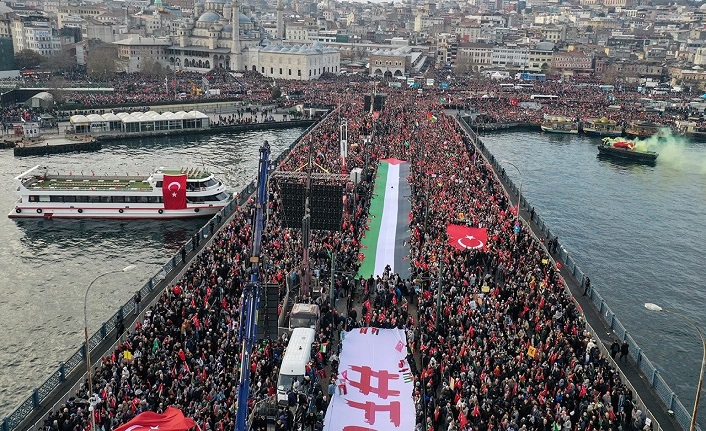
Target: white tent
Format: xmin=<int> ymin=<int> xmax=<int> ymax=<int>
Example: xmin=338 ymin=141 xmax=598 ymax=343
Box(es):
xmin=25 ymin=92 xmax=54 ymax=109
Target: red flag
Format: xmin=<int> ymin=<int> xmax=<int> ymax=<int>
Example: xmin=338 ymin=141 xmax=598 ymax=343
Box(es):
xmin=162 ymin=174 xmax=187 ymax=210
xmin=510 ymin=98 xmax=519 ymax=106
xmin=447 ymin=224 xmax=488 ymax=251
xmin=113 ymin=407 xmax=196 ymax=431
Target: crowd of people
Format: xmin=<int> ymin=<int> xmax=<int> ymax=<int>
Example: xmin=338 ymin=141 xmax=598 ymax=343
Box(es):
xmin=37 ymin=73 xmax=658 ymax=431
xmin=4 ymin=67 xmax=704 ymax=133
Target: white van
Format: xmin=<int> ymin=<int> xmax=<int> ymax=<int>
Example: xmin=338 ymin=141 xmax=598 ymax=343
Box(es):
xmin=289 ymin=303 xmax=320 ymax=333
xmin=277 ymin=327 xmax=317 ymax=405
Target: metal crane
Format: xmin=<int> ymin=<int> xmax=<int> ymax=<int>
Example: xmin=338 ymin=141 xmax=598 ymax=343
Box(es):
xmin=235 ymin=140 xmax=271 ymax=431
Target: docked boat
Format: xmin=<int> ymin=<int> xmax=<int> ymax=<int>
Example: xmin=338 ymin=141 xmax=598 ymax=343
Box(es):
xmin=675 ymin=120 xmax=706 ymax=142
xmin=8 ymin=166 xmax=231 ymax=219
xmin=624 ymin=121 xmax=660 ymax=138
xmin=582 ymin=117 xmax=623 ymax=137
xmin=540 ymin=115 xmax=579 ymax=134
xmin=597 ymin=139 xmax=658 ymax=163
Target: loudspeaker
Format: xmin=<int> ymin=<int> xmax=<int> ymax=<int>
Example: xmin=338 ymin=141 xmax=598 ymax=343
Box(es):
xmin=310 ymin=184 xmax=343 ymax=231
xmin=374 ymin=94 xmax=386 ymax=111
xmin=363 ymin=95 xmax=372 ymax=112
xmin=280 ymin=182 xmax=306 ymax=229
xmin=257 ymin=283 xmax=280 ymax=340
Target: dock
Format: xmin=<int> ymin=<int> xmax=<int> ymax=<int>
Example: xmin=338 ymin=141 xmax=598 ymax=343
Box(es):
xmin=13 ymin=136 xmax=101 ymax=157
xmin=6 ymin=119 xmax=316 ymax=157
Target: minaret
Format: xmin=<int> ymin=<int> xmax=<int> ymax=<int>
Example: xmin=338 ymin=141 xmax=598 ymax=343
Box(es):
xmin=231 ymin=0 xmax=242 ymax=70
xmin=276 ymin=0 xmax=284 ymax=40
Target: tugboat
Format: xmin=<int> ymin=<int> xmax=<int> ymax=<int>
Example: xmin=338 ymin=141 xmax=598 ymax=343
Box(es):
xmin=597 ymin=138 xmax=658 ymax=164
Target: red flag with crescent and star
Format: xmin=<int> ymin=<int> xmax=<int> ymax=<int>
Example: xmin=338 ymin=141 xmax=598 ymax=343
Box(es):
xmin=447 ymin=223 xmax=488 ymax=251
xmin=162 ymin=174 xmax=187 ymax=210
xmin=113 ymin=407 xmax=196 ymax=431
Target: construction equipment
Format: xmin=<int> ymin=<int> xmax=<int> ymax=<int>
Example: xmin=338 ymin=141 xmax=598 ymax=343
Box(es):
xmin=234 ymin=141 xmax=271 ymax=431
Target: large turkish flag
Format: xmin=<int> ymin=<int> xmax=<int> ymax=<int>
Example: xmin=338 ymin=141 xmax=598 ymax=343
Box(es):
xmin=162 ymin=174 xmax=187 ymax=210
xmin=113 ymin=407 xmax=196 ymax=431
xmin=447 ymin=224 xmax=488 ymax=251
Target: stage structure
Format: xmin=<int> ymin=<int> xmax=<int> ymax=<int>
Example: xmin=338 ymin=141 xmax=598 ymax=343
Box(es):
xmin=273 ymin=141 xmax=347 ymax=297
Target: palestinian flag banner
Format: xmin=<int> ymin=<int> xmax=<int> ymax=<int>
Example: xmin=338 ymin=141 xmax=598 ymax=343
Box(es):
xmin=357 ymin=158 xmax=411 ymax=280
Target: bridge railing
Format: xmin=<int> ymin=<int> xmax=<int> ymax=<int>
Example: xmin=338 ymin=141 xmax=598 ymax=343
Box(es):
xmin=3 ymin=111 xmax=332 ymax=431
xmin=456 ymin=114 xmax=698 ymax=431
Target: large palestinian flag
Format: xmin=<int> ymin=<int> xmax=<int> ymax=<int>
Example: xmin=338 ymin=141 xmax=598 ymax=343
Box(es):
xmin=357 ymin=158 xmax=411 ymax=280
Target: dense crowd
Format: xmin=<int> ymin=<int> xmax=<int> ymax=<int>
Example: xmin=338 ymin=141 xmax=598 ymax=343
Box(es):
xmin=39 ymin=78 xmax=656 ymax=431
xmin=4 ymin=68 xmax=704 ymax=131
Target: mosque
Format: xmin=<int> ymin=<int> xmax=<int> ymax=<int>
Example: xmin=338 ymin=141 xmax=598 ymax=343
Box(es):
xmin=115 ymin=0 xmax=340 ymax=80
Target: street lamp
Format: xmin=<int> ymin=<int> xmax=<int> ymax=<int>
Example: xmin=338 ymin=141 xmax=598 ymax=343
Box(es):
xmin=84 ymin=265 xmax=135 ymax=431
xmin=502 ymin=160 xmax=523 ymax=229
xmin=644 ymin=302 xmax=706 ymax=431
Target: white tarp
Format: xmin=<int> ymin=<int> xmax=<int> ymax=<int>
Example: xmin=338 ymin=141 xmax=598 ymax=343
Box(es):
xmin=323 ymin=328 xmax=414 ymax=431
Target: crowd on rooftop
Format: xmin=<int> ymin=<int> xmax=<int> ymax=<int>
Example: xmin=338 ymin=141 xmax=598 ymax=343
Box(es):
xmin=37 ymin=73 xmax=659 ymax=431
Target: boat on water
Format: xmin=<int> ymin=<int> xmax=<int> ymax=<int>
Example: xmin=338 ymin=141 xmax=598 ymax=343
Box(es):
xmin=540 ymin=115 xmax=579 ymax=134
xmin=624 ymin=120 xmax=661 ymax=138
xmin=8 ymin=166 xmax=231 ymax=219
xmin=597 ymin=139 xmax=658 ymax=163
xmin=675 ymin=120 xmax=706 ymax=142
xmin=582 ymin=117 xmax=623 ymax=137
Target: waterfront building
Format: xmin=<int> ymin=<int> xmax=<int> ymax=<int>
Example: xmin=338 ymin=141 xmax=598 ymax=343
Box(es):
xmin=115 ymin=36 xmax=171 ymax=73
xmin=11 ymin=14 xmax=61 ymax=56
xmin=456 ymin=42 xmax=493 ymax=73
xmin=369 ymin=46 xmax=411 ymax=77
xmin=551 ymin=50 xmax=593 ymax=76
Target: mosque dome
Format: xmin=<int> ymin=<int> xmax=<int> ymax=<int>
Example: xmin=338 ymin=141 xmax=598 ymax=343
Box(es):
xmin=239 ymin=13 xmax=251 ymax=23
xmin=198 ymin=11 xmax=222 ymax=22
xmin=223 ymin=24 xmax=233 ymax=32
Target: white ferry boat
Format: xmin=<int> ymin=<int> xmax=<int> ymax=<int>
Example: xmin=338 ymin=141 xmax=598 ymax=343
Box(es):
xmin=8 ymin=166 xmax=232 ymax=219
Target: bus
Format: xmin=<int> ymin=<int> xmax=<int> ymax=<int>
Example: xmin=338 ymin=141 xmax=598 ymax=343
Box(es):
xmin=277 ymin=327 xmax=317 ymax=405
xmin=530 ymin=94 xmax=558 ymax=101
xmin=517 ymin=73 xmax=547 ymax=82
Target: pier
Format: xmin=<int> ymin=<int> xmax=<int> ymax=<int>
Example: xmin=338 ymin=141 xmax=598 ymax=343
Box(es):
xmin=12 ymin=136 xmax=101 ymax=157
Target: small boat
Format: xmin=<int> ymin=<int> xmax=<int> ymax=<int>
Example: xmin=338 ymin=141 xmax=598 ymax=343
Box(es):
xmin=541 ymin=115 xmax=579 ymax=134
xmin=597 ymin=139 xmax=658 ymax=163
xmin=624 ymin=120 xmax=660 ymax=138
xmin=582 ymin=117 xmax=623 ymax=137
xmin=8 ymin=166 xmax=232 ymax=219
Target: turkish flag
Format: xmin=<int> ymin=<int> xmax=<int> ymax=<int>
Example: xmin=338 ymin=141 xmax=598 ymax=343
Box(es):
xmin=113 ymin=407 xmax=196 ymax=431
xmin=162 ymin=174 xmax=187 ymax=210
xmin=447 ymin=224 xmax=488 ymax=251
xmin=510 ymin=98 xmax=519 ymax=107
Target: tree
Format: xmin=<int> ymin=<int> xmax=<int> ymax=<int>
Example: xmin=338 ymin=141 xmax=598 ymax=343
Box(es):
xmin=141 ymin=58 xmax=167 ymax=77
xmin=46 ymin=76 xmax=68 ymax=103
xmin=42 ymin=52 xmax=75 ymax=72
xmin=86 ymin=42 xmax=118 ymax=80
xmin=15 ymin=49 xmax=45 ymax=70
xmin=270 ymin=86 xmax=282 ymax=99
